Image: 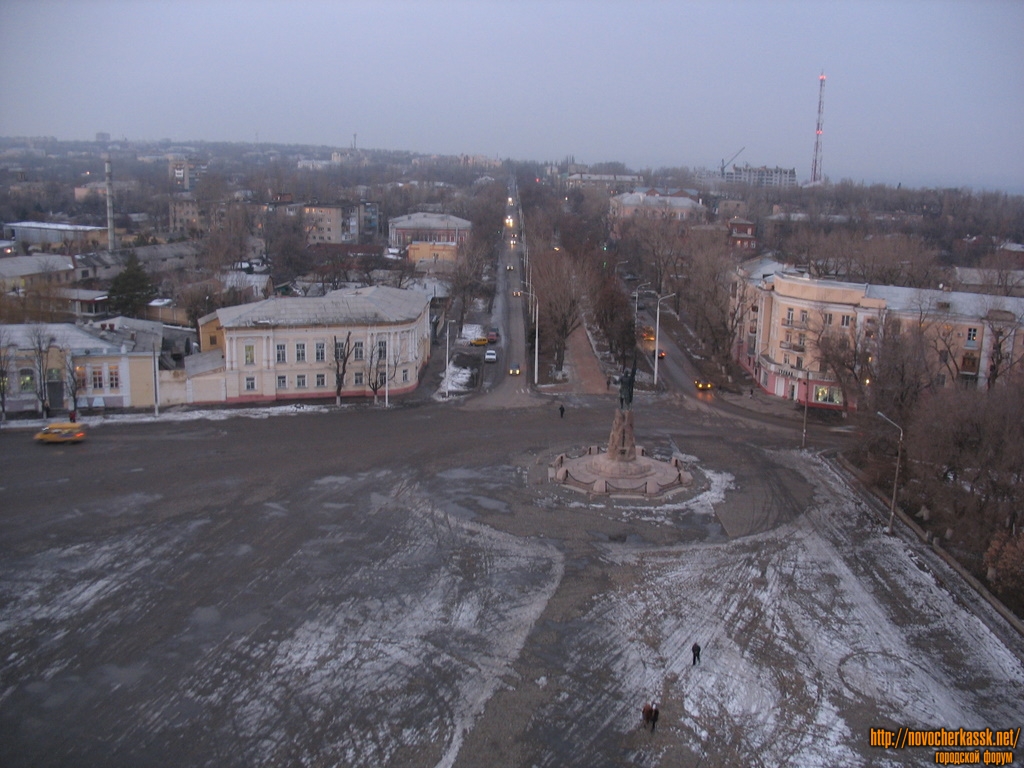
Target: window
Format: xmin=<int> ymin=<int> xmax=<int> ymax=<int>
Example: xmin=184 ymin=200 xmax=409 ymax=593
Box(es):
xmin=796 ymin=357 xmax=803 ymax=369
xmin=108 ymin=365 xmax=119 ymax=390
xmin=334 ymin=339 xmax=346 ymax=360
xmin=786 ymin=308 xmax=794 ymax=324
xmin=277 ymin=375 xmax=287 ymax=389
xmin=354 ymin=371 xmax=364 ymax=385
xmin=378 ymin=371 xmax=387 ymax=386
xmin=841 ymin=315 xmax=852 ymax=328
xmin=402 ymin=369 xmax=409 ymax=383
xmin=813 ymin=385 xmax=842 ymax=404
xmin=245 ymin=376 xmax=256 ymax=391
xmin=75 ymin=366 xmax=86 ymax=389
xmin=353 ymin=341 xmax=364 ymax=361
xmin=276 ymin=344 xmax=287 ymax=363
xmin=296 ymin=374 xmax=307 ymax=388
xmin=244 ymin=344 xmax=255 ymax=365
xmin=377 ymin=340 xmax=387 ymax=360
xmin=19 ymin=369 xmax=35 ymax=392
xmin=823 ymin=313 xmax=833 ymax=326
xmin=295 ymin=343 xmax=306 ymax=363
xmin=92 ymin=368 xmax=104 ymax=390
xmin=315 ymin=342 xmax=325 ymax=362
xmin=966 ymin=327 xmax=978 ymax=345
xmin=209 ymin=335 xmax=217 ymax=346
xmin=316 ymin=373 xmax=326 ymax=387
xmin=800 ymin=310 xmax=809 ymax=324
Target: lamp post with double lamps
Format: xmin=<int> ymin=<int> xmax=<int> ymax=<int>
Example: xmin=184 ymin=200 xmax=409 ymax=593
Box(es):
xmin=876 ymin=411 xmax=904 ymax=534
xmin=653 ymin=292 xmax=676 ymax=387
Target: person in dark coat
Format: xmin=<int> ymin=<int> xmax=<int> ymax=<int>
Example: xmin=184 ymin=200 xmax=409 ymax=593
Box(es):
xmin=650 ymin=702 xmax=659 ymax=732
xmin=692 ymin=642 xmax=701 ymax=665
xmin=559 ymin=404 xmax=565 ymax=418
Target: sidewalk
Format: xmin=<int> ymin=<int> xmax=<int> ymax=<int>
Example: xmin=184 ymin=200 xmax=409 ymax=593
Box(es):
xmin=543 ymin=322 xmax=614 ymax=398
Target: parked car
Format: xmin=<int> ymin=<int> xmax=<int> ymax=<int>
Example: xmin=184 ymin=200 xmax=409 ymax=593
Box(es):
xmin=657 ymin=348 xmax=666 ymax=359
xmin=34 ymin=422 xmax=87 ymax=444
xmin=470 ymin=337 xmax=489 ymax=346
xmin=694 ymin=379 xmax=714 ymax=391
xmin=509 ymin=362 xmax=521 ymax=375
xmin=484 ymin=350 xmax=498 ymax=363
xmin=487 ymin=330 xmax=499 ymax=344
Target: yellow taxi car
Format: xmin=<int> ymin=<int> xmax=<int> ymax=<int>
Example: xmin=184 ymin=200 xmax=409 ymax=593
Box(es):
xmin=470 ymin=337 xmax=489 ymax=346
xmin=34 ymin=422 xmax=87 ymax=444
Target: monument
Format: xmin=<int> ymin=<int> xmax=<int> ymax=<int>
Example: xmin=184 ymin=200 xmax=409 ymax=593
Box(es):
xmin=550 ymin=358 xmax=692 ymax=497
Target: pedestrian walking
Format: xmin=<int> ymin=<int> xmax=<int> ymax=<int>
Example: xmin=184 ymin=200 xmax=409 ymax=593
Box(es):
xmin=559 ymin=404 xmax=565 ymax=418
xmin=650 ymin=703 xmax=659 ymax=732
xmin=692 ymin=642 xmax=701 ymax=665
xmin=641 ymin=702 xmax=653 ymax=730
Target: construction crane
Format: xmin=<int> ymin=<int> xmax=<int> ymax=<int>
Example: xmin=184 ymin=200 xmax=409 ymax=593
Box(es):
xmin=720 ymin=147 xmax=745 ymax=178
xmin=810 ymin=72 xmax=826 ymax=185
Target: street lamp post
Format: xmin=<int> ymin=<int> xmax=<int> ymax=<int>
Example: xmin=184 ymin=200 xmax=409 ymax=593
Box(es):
xmin=445 ymin=320 xmax=456 ymax=399
xmin=801 ymin=368 xmax=810 ymax=449
xmin=633 ymin=282 xmax=650 ymax=322
xmin=524 ymin=290 xmax=540 ymax=386
xmin=654 ymin=292 xmax=676 ymax=387
xmin=877 ymin=411 xmax=904 ymax=534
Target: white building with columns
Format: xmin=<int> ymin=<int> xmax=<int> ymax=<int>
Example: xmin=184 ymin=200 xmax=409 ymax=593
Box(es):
xmin=194 ymin=286 xmax=431 ymax=405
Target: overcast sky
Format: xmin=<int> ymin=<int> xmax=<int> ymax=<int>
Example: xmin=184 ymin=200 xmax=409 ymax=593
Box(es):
xmin=2 ymin=0 xmax=1022 ymax=192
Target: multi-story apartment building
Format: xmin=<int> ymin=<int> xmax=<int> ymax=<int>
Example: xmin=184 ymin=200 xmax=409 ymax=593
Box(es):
xmin=194 ymin=285 xmax=430 ymax=404
xmin=303 ymin=202 xmax=381 ymax=245
xmin=733 ymin=256 xmax=1024 ymax=410
xmin=723 ymin=164 xmax=798 ymax=188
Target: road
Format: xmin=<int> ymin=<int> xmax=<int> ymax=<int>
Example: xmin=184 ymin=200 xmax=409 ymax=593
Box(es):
xmin=1 ymin=389 xmax=1022 ymax=767
xmin=1 ymin=186 xmax=1021 ymax=767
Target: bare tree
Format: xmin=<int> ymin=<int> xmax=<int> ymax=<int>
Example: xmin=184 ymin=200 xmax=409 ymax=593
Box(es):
xmin=0 ymin=327 xmax=14 ymax=422
xmin=681 ymin=230 xmax=742 ymax=359
xmin=332 ymin=332 xmax=354 ymax=406
xmin=981 ymin=306 xmax=1024 ymax=389
xmin=619 ymin=206 xmax=686 ymax=296
xmin=444 ymin=239 xmax=487 ymax=332
xmin=908 ymin=381 xmax=1024 ymax=575
xmin=809 ymin=308 xmax=879 ymax=413
xmin=26 ymin=324 xmax=56 ymax=416
xmin=363 ymin=333 xmax=388 ymax=405
xmin=592 ymin=273 xmax=635 ymax=366
xmin=63 ymin=347 xmax=82 ymax=419
xmin=533 ymin=249 xmax=584 ymax=372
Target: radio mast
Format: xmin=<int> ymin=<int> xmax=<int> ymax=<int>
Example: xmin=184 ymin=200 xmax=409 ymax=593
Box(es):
xmin=810 ymin=72 xmax=826 ymax=185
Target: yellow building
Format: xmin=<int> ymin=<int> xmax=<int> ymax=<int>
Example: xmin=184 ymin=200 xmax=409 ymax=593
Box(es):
xmin=733 ymin=256 xmax=1024 ymax=410
xmin=195 ymin=285 xmax=431 ymax=404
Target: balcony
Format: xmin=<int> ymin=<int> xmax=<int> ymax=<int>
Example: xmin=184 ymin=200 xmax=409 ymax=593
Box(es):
xmin=781 ymin=318 xmax=809 ymax=329
xmin=779 ymin=341 xmax=805 ymax=352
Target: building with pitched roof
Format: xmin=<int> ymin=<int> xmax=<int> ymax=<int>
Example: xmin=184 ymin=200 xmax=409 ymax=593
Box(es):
xmin=733 ymin=256 xmax=1024 ymax=410
xmin=387 ymin=213 xmax=471 ymax=249
xmin=194 ymin=285 xmax=430 ymax=404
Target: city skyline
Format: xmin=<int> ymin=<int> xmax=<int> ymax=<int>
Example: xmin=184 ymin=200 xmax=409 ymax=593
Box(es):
xmin=2 ymin=0 xmax=1022 ymax=193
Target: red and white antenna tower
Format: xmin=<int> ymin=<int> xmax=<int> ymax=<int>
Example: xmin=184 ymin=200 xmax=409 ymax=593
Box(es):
xmin=810 ymin=72 xmax=826 ymax=185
